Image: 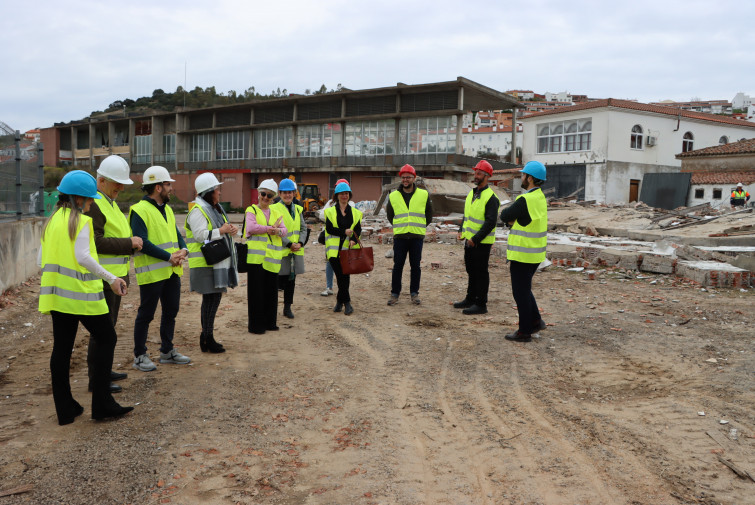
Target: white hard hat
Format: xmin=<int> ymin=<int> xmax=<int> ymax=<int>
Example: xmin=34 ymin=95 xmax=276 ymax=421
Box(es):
xmin=142 ymin=166 xmax=175 ymax=185
xmin=258 ymin=178 xmax=278 ymax=195
xmin=97 ymin=155 xmax=133 ymax=185
xmin=195 ymin=172 xmax=222 ymax=194
xmin=737 ymin=182 xmax=744 ymax=187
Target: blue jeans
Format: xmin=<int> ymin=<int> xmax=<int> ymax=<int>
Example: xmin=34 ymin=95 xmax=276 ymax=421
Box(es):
xmin=391 ymin=238 xmax=424 ymax=296
xmin=325 ymin=260 xmax=334 ymax=289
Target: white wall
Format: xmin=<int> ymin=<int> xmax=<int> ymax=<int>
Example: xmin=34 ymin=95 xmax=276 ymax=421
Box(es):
xmin=688 ymin=184 xmax=751 ymax=209
xmin=462 ymin=130 xmax=522 ymax=157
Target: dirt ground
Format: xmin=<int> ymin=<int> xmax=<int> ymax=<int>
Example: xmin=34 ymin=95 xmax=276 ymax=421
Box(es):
xmin=0 ymin=212 xmax=753 ymax=505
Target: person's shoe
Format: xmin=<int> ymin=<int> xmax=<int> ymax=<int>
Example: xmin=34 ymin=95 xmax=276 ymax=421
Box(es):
xmin=57 ymin=401 xmax=84 ymax=425
xmin=505 ymin=331 xmax=532 ymax=342
xmin=110 ymin=371 xmax=128 ymax=381
xmin=333 ymin=302 xmax=343 ymax=313
xmin=387 ymin=294 xmax=399 ymax=306
xmin=344 ymin=303 xmax=354 ymax=315
xmin=88 ymin=382 xmax=122 ymax=393
xmin=462 ymin=304 xmax=487 ymax=315
xmin=159 ymin=349 xmax=191 ymax=365
xmin=267 ymin=325 xmax=280 ymax=331
xmin=453 ymin=298 xmax=473 ymax=309
xmin=411 ymin=294 xmax=421 ymax=305
xmin=133 ymin=354 xmax=157 ymax=372
xmin=249 ymin=328 xmax=266 ymax=335
xmin=283 ymin=305 xmax=295 ymax=319
xmin=203 ymin=336 xmax=226 ymax=353
xmin=534 ymin=319 xmax=547 ymax=332
xmin=92 ymin=399 xmax=134 ymax=421
xmin=321 ymin=288 xmax=333 ymax=296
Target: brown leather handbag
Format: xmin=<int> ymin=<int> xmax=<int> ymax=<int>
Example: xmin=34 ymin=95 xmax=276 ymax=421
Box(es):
xmin=338 ymin=236 xmax=373 ymax=275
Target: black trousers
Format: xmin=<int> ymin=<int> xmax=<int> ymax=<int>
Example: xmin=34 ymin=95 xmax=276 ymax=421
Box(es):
xmin=278 ymin=275 xmax=296 ymax=306
xmin=87 ymin=280 xmax=123 ymax=383
xmin=201 ymin=292 xmax=223 ymax=338
xmin=51 ymin=311 xmax=115 ymax=423
xmin=391 ymin=238 xmax=423 ymax=296
xmin=133 ymin=273 xmax=181 ymax=357
xmin=463 ymin=243 xmax=492 ymax=306
xmin=329 ymin=257 xmax=351 ymax=303
xmin=247 ymin=264 xmax=278 ymax=333
xmin=509 ymin=260 xmax=542 ymax=334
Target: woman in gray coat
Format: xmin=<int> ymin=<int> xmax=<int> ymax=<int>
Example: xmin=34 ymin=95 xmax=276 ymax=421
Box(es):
xmin=185 ymin=173 xmax=238 ymax=353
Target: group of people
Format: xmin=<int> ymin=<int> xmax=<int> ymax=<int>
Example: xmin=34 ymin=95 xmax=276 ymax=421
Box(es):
xmin=39 ymin=154 xmax=549 ymax=426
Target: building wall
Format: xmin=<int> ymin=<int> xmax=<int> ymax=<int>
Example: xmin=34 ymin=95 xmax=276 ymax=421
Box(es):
xmin=586 ymin=161 xmax=676 ymax=204
xmin=0 ymin=218 xmax=44 ymax=293
xmin=687 ymin=184 xmax=745 ymax=209
xmin=679 ymin=154 xmax=755 ymax=172
xmin=40 ymin=127 xmax=59 ymax=166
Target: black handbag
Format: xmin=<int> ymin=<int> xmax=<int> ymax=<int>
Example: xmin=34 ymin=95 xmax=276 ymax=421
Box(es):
xmin=317 ymin=229 xmax=326 ymax=245
xmin=201 ymin=239 xmax=231 ymax=265
xmin=235 ymin=242 xmax=249 ymax=273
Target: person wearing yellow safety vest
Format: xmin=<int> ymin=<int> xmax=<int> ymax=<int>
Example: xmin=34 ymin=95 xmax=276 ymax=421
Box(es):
xmin=244 ymin=179 xmax=287 ymax=334
xmin=129 ymin=166 xmax=191 ymax=372
xmin=453 ymin=160 xmax=500 ymax=315
xmin=38 ymin=170 xmax=133 ymax=425
xmin=499 ymin=160 xmax=549 ymax=343
xmin=386 ymin=164 xmax=433 ymax=306
xmin=84 ymin=155 xmax=143 ymax=394
xmin=186 ymin=172 xmax=239 ymax=353
xmin=272 ymin=178 xmax=310 ymax=320
xmin=730 ymin=182 xmax=750 ymax=209
xmin=324 ymin=181 xmax=363 ymax=315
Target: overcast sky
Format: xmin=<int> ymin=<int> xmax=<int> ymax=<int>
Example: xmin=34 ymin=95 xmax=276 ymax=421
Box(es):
xmin=3 ymin=0 xmax=754 ymax=133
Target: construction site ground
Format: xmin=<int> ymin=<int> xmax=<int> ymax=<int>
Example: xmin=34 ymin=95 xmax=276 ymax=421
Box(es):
xmin=0 ymin=204 xmax=753 ymax=505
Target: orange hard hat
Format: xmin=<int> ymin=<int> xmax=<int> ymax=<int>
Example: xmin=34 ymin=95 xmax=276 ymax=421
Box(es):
xmin=474 ymin=159 xmax=493 ymax=176
xmin=398 ymin=164 xmax=416 ymax=177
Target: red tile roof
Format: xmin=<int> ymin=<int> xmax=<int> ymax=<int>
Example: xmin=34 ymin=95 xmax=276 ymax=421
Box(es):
xmin=676 ymin=137 xmax=755 ymax=157
xmin=521 ymin=98 xmax=755 ymax=128
xmin=688 ymin=171 xmax=755 ymax=185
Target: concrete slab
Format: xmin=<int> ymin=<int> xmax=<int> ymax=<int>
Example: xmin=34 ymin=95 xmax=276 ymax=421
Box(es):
xmin=639 ymin=252 xmax=676 ymax=274
xmin=676 ymin=260 xmax=751 ymax=288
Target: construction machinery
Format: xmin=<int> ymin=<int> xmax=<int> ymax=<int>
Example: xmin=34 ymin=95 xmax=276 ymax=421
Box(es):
xmin=299 ymin=183 xmax=325 ymax=216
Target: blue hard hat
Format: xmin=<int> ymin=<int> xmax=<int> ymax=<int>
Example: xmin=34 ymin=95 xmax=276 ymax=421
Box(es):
xmin=521 ymin=161 xmax=546 ymax=181
xmin=57 ymin=170 xmax=101 ymax=199
xmin=334 ymin=182 xmax=352 ymax=194
xmin=279 ymin=178 xmax=297 ymax=192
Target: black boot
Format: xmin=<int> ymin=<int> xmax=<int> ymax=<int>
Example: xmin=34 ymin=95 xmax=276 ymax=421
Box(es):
xmin=92 ymin=394 xmax=133 ymax=421
xmin=205 ymin=336 xmax=226 ymax=353
xmin=453 ymin=298 xmax=473 ymax=309
xmin=283 ymin=304 xmax=294 ymax=319
xmin=333 ymin=302 xmax=343 ymax=312
xmin=200 ymin=333 xmax=208 ymax=352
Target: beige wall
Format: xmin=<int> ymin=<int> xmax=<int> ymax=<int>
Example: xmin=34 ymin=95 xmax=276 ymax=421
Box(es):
xmin=0 ymin=218 xmax=45 ymax=293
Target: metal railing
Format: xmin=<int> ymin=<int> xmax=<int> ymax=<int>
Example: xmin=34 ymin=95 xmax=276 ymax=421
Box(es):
xmin=0 ymin=131 xmax=45 ymax=221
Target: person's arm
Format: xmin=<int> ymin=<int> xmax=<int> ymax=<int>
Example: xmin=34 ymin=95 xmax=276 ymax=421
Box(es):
xmin=499 ymin=197 xmax=531 ymax=227
xmin=425 ymin=193 xmax=433 ymax=225
xmin=325 ymin=210 xmax=348 ymax=237
xmin=74 ymin=224 xmax=117 ymax=284
xmin=386 ymin=198 xmax=394 ymax=224
xmin=187 ymin=208 xmax=221 ymax=242
xmin=245 ymin=209 xmax=269 ymax=235
xmin=85 ymin=202 xmax=133 ymax=255
xmin=297 ymin=211 xmax=310 ymax=247
xmin=176 ymin=225 xmax=187 ymax=251
xmin=471 ymin=194 xmax=500 ymax=245
xmin=130 ymin=212 xmax=171 ymax=261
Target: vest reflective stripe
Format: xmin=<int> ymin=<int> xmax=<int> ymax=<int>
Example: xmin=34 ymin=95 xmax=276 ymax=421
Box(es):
xmin=324 ymin=206 xmax=363 ymax=259
xmin=129 ymin=200 xmax=182 ymax=285
xmin=185 ymin=203 xmax=228 ymax=269
xmin=38 ymin=209 xmax=108 ymax=316
xmin=507 ymin=189 xmax=548 ymax=263
xmin=389 ymin=188 xmax=428 ymax=236
xmin=243 ymin=205 xmax=284 ymax=273
xmin=272 ymin=202 xmax=305 ymax=257
xmin=94 ymin=192 xmax=132 ymax=276
xmin=461 ymin=187 xmax=497 ymax=244
xmin=731 ymin=190 xmax=747 ymax=203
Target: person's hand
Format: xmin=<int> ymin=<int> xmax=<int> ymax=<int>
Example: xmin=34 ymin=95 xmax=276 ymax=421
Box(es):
xmin=291 ymin=243 xmax=302 ymax=252
xmin=110 ymin=277 xmax=127 ymax=296
xmin=349 ymin=240 xmax=356 ymax=248
xmin=131 ymin=236 xmax=143 ymax=251
xmin=457 ymin=232 xmax=462 ymax=241
xmin=219 ymin=223 xmax=237 ymax=235
xmin=169 ymin=251 xmax=184 ymax=266
xmin=466 ymin=238 xmax=476 ymax=247
xmin=345 ymin=228 xmax=353 ymax=237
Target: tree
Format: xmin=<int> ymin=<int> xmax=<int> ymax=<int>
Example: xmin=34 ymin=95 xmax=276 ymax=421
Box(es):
xmin=152 ymin=89 xmax=165 ymax=98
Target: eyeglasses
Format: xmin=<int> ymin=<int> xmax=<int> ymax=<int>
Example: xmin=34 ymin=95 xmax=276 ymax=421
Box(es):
xmin=259 ymin=191 xmax=273 ymax=198
xmin=401 ymin=176 xmax=414 ymax=180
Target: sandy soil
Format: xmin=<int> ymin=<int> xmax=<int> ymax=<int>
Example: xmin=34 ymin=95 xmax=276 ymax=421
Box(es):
xmin=0 ymin=219 xmax=753 ymax=504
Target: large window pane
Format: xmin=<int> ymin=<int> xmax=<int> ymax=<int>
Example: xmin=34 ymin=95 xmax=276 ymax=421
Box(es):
xmin=190 ymin=134 xmax=211 ymax=162
xmin=253 ymin=128 xmax=292 ymax=159
xmin=399 ymin=116 xmax=456 ymax=154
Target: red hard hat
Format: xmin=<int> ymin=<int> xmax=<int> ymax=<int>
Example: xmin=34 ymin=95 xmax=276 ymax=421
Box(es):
xmin=398 ymin=164 xmax=416 ymax=177
xmin=335 ymin=178 xmax=348 ymax=187
xmin=474 ymin=159 xmax=493 ymax=176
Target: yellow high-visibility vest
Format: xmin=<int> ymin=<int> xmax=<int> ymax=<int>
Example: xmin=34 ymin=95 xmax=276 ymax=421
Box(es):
xmin=461 ymin=187 xmax=497 ymax=244
xmin=129 ymin=200 xmax=182 ymax=285
xmin=243 ymin=205 xmax=284 ymax=273
xmin=185 ymin=203 xmax=228 ymax=269
xmin=38 ymin=208 xmax=108 ymax=316
xmin=390 ymin=188 xmax=428 ymax=236
xmin=507 ymin=188 xmax=547 ymax=263
xmin=272 ymin=202 xmax=305 ymax=257
xmin=93 ymin=191 xmax=131 ymax=277
xmin=324 ymin=206 xmax=363 ymax=259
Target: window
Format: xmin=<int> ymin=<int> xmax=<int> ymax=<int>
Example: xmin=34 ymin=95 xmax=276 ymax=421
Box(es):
xmin=253 ymin=127 xmax=292 ymax=159
xmin=216 ymin=131 xmax=246 ymax=160
xmin=682 ymin=132 xmax=694 ymax=153
xmin=345 ymin=120 xmax=395 ymax=155
xmin=719 ymin=136 xmax=729 ymax=145
xmin=695 ymin=188 xmax=704 ymax=198
xmin=713 ymin=188 xmax=722 ymax=199
xmin=134 ymin=135 xmax=151 ymax=164
xmin=537 ymin=118 xmax=591 ymax=153
xmin=190 ymin=134 xmax=212 ymax=162
xmin=630 ymin=125 xmax=643 ymax=149
xmin=296 ymin=123 xmax=342 ymax=157
xmin=162 ymin=134 xmax=176 ymax=162
xmin=399 ymin=116 xmax=457 ymax=154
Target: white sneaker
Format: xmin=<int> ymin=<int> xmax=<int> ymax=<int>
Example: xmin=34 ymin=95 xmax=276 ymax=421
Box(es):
xmin=133 ymin=354 xmax=157 ymax=372
xmin=159 ymin=348 xmax=191 ymax=364
xmin=320 ymin=288 xmax=333 ymax=296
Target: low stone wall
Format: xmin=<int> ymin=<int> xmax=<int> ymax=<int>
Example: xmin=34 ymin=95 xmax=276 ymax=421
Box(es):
xmin=0 ymin=217 xmax=45 ymax=293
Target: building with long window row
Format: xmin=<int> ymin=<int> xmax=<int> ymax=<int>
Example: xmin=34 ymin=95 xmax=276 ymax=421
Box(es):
xmin=41 ymin=77 xmax=521 ymax=208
